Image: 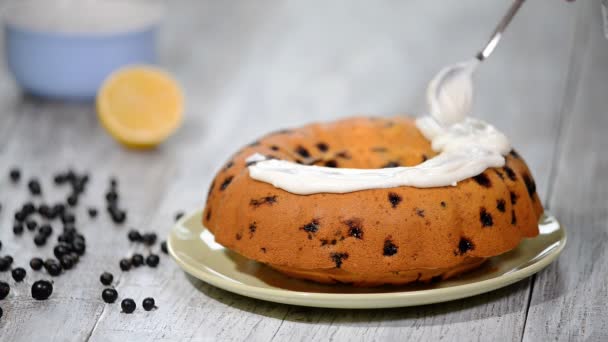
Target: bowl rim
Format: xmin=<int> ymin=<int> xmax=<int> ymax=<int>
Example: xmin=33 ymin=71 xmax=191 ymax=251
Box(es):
xmin=2 ymin=0 xmax=164 ymax=37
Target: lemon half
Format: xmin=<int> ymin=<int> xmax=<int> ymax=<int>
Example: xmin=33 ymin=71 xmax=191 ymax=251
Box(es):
xmin=97 ymin=66 xmax=184 ymax=149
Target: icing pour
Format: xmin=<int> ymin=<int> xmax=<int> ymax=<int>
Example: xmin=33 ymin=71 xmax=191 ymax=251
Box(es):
xmin=246 ymin=58 xmax=510 ymax=195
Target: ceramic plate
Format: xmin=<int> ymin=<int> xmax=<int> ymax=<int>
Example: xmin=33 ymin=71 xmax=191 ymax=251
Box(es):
xmin=168 ymin=210 xmax=566 ymax=309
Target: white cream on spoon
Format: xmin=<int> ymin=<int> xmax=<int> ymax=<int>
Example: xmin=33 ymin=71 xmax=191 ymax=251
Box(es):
xmin=426 ymin=59 xmax=478 ymax=125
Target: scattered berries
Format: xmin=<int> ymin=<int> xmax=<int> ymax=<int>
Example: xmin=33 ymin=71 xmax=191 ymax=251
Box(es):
xmin=119 ymin=259 xmax=132 ymax=271
xmin=146 ymin=254 xmax=159 ymax=268
xmin=131 ymin=254 xmax=144 ymax=267
xmin=142 ymin=297 xmax=156 ymax=311
xmin=13 ymin=223 xmax=24 ymax=235
xmin=128 ymin=230 xmax=141 ymax=242
xmin=52 ymin=204 xmax=65 ymax=217
xmin=0 ymin=256 xmax=13 ymax=272
xmin=106 ymin=191 xmax=118 ymax=203
xmin=0 ymin=282 xmax=9 ymax=299
xmin=22 ymin=203 xmax=36 ymax=215
xmin=57 ymin=233 xmax=73 ymax=244
xmin=61 ymin=213 xmax=75 ymax=224
xmin=100 ymin=272 xmax=114 ymax=286
xmin=67 ymin=194 xmax=78 ymax=207
xmin=14 ymin=211 xmax=26 ymax=222
xmin=142 ymin=233 xmax=157 ymax=246
xmin=9 ymin=168 xmax=21 ymax=183
xmin=3 ymin=169 xmax=174 ymax=315
xmin=3 ymin=256 xmax=13 ymax=265
xmin=102 ymin=288 xmax=118 ymax=304
xmin=72 ymin=241 xmax=86 ymax=256
xmin=31 ymin=280 xmax=53 ymax=300
xmin=110 ymin=209 xmax=126 ymax=224
xmin=121 ymin=298 xmax=136 ymax=313
xmin=38 ymin=204 xmax=52 ymax=219
xmin=34 ymin=234 xmax=47 ymax=247
xmin=54 ymin=244 xmax=70 ymax=259
xmin=28 ymin=179 xmax=42 ymax=196
xmin=26 ymin=220 xmax=38 ymax=231
xmin=47 ymin=264 xmax=62 ymax=276
xmin=30 ymin=257 xmax=43 ymax=270
xmin=88 ymin=208 xmax=98 ymax=218
xmin=60 ymin=255 xmax=74 ymax=270
xmin=39 ymin=224 xmax=53 ymax=237
xmin=11 ymin=267 xmax=26 ymax=282
xmin=44 ymin=259 xmax=62 ymax=276
xmin=68 ymin=253 xmax=79 ymax=264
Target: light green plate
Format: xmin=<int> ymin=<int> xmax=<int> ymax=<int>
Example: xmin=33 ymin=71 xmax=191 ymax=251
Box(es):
xmin=168 ymin=210 xmax=566 ymax=309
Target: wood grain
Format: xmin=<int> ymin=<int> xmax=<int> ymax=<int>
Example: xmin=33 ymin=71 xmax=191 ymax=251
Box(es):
xmin=523 ymin=2 xmax=608 ymax=341
xmin=0 ymin=0 xmax=594 ymax=341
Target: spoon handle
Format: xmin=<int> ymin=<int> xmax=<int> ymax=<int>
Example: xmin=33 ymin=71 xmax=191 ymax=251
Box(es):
xmin=476 ymin=0 xmax=526 ymax=61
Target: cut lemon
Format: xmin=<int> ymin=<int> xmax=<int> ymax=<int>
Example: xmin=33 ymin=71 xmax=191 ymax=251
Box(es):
xmin=97 ymin=65 xmax=184 ymax=149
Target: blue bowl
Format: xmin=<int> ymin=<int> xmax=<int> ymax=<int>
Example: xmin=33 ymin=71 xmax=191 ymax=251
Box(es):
xmin=3 ymin=0 xmax=163 ymax=101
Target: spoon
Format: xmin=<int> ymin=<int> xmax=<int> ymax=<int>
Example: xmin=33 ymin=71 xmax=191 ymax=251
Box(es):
xmin=427 ymin=0 xmax=526 ymax=125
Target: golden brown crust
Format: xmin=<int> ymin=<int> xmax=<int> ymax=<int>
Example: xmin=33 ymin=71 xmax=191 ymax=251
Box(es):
xmin=203 ymin=117 xmax=542 ymax=285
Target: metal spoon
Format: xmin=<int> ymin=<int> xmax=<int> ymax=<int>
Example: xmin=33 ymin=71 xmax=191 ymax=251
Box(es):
xmin=427 ymin=0 xmax=526 ymax=125
xmin=476 ymin=0 xmax=526 ymax=61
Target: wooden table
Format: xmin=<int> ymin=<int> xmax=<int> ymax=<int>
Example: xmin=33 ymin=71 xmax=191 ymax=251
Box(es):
xmin=0 ymin=1 xmax=605 ymax=341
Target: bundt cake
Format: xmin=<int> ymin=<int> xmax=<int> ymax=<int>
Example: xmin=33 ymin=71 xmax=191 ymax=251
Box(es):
xmin=203 ymin=116 xmax=542 ymax=286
